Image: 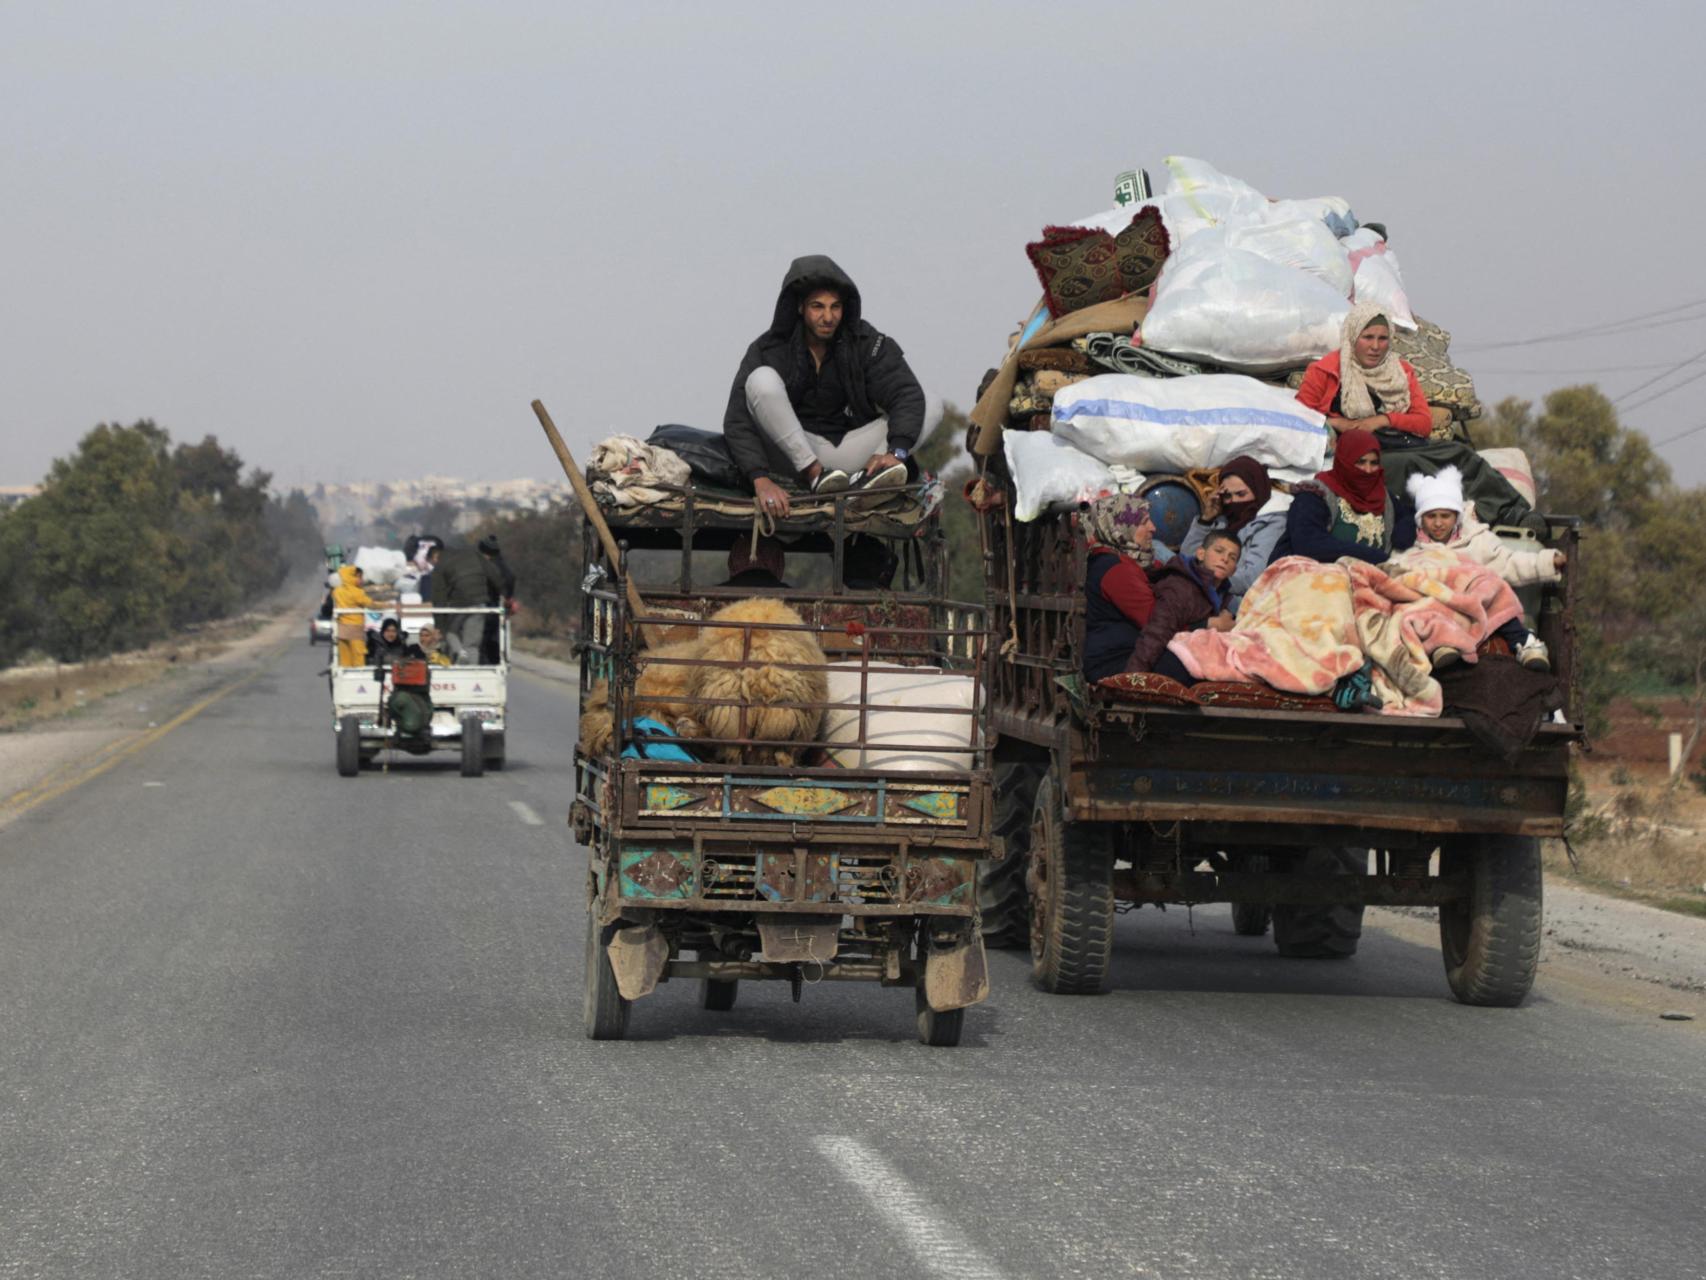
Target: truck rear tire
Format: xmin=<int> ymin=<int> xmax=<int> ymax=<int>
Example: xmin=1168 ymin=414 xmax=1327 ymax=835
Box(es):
xmin=1028 ymin=774 xmax=1114 ymax=994
xmin=915 ymin=986 xmax=964 ymax=1047
xmin=336 ymin=715 xmax=361 ymax=777
xmin=1439 ymin=834 xmax=1542 ymax=1007
xmin=583 ymin=903 xmax=630 ymax=1040
xmin=484 ymin=733 xmax=506 ymax=772
xmin=1272 ymin=847 xmax=1365 ymax=958
xmin=1231 ymin=853 xmax=1273 ymax=936
xmin=460 ymin=718 xmax=485 ymax=777
xmin=978 ymin=760 xmax=1045 ymax=948
xmin=697 ymin=950 xmax=738 ymax=1011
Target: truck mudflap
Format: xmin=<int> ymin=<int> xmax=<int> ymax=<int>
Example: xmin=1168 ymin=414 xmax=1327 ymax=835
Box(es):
xmin=923 ymin=931 xmax=989 ymax=1011
xmin=606 ymin=922 xmax=670 ymax=1000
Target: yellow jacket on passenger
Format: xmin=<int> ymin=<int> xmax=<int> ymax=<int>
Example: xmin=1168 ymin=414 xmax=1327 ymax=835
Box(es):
xmin=331 ymin=566 xmax=375 ymax=631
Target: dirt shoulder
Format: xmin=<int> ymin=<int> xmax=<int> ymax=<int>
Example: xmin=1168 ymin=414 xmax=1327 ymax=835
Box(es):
xmin=0 ymin=602 xmax=307 ymax=828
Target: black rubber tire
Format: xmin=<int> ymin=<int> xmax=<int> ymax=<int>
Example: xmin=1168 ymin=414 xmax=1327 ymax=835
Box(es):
xmin=915 ymin=986 xmax=965 ymax=1047
xmin=697 ymin=950 xmax=738 ymax=1011
xmin=1028 ymin=774 xmax=1115 ymax=994
xmin=1232 ymin=902 xmax=1273 ymax=937
xmin=336 ymin=715 xmax=361 ymax=778
xmin=484 ymin=733 xmax=506 ymax=772
xmin=978 ymin=759 xmax=1046 ymax=948
xmin=460 ymin=718 xmax=485 ymax=778
xmin=1272 ymin=847 xmax=1365 ymax=958
xmin=1231 ymin=853 xmax=1272 ymax=936
xmin=582 ymin=902 xmax=630 ymax=1040
xmin=1439 ymin=834 xmax=1542 ymax=1007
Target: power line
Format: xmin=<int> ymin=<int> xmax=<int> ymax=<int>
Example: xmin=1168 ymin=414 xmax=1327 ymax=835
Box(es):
xmin=1475 ymin=359 xmax=1706 ymax=374
xmin=1647 ymin=418 xmax=1706 ymax=449
xmin=1620 ymin=362 xmax=1706 ymax=415
xmin=1611 ymin=343 xmax=1706 ymax=406
xmin=1456 ymin=297 xmax=1706 ymax=352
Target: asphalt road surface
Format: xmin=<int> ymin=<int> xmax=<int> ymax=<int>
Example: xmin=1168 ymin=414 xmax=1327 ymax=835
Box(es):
xmin=2 ymin=638 xmax=1702 ymax=1280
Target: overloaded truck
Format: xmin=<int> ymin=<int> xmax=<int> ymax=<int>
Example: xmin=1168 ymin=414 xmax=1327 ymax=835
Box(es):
xmin=568 ymin=482 xmax=993 ymax=1044
xmin=971 ymin=461 xmax=1580 ymax=1007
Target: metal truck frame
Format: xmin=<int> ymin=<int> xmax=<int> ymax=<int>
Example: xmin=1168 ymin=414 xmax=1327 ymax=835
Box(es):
xmin=569 ymin=492 xmax=993 ymax=1045
xmin=978 ymin=479 xmax=1582 ymax=1008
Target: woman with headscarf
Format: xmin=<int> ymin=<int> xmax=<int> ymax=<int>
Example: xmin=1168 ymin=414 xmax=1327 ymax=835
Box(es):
xmin=1296 ymin=301 xmax=1432 ymax=440
xmin=1082 ymin=493 xmax=1164 ymax=682
xmin=1177 ymin=455 xmax=1285 ymax=613
xmin=1272 ymin=428 xmax=1417 ymax=565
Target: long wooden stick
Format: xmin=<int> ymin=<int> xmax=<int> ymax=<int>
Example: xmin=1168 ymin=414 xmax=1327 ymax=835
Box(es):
xmin=531 ymin=399 xmax=659 ymax=646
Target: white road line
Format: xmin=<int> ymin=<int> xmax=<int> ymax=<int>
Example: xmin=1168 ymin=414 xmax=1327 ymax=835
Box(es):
xmin=813 ymin=1135 xmax=1006 ymax=1280
xmin=508 ymin=800 xmax=544 ymax=826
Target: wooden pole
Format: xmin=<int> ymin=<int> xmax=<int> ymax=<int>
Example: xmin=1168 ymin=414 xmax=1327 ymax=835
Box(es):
xmin=531 ymin=399 xmax=660 ymax=648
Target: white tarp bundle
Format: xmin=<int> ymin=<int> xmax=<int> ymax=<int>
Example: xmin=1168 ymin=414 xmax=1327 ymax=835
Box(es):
xmin=1003 ymin=429 xmax=1118 ymax=521
xmin=350 ymin=545 xmax=409 ymax=586
xmin=1140 ymin=227 xmax=1352 ymax=370
xmin=1051 ymin=373 xmax=1330 ymax=474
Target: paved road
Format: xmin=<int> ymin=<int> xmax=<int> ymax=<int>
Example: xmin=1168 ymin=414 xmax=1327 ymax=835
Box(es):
xmin=2 ymin=639 xmax=1702 ymax=1279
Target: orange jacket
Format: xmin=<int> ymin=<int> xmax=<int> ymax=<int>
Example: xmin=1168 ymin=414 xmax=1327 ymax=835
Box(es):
xmin=1295 ymin=350 xmax=1431 ymax=437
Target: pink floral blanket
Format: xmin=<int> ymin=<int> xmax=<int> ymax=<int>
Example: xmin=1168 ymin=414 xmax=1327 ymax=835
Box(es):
xmin=1166 ymin=550 xmax=1524 ymax=716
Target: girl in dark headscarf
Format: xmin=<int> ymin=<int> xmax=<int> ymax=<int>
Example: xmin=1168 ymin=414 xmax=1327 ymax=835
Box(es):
xmin=1177 ymin=455 xmax=1282 ymax=612
xmin=1082 ymin=493 xmax=1161 ymax=682
xmin=1272 ymin=428 xmax=1417 ymax=565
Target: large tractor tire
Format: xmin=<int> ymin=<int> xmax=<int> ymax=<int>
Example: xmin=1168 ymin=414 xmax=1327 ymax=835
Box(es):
xmin=977 ymin=760 xmax=1046 ymax=949
xmin=336 ymin=715 xmax=361 ymax=777
xmin=1272 ymin=846 xmax=1366 ymax=958
xmin=1028 ymin=774 xmax=1115 ymax=994
xmin=460 ymin=717 xmax=486 ymax=778
xmin=1439 ymin=834 xmax=1543 ymax=1007
xmin=1231 ymin=853 xmax=1273 ymax=936
xmin=583 ymin=903 xmax=630 ymax=1041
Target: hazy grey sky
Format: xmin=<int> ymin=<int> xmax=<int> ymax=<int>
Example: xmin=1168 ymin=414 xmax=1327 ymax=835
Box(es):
xmin=6 ymin=1 xmax=1705 ymax=491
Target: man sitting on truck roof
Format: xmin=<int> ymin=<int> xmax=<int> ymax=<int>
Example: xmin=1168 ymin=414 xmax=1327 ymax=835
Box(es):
xmin=723 ymin=254 xmax=942 ymax=520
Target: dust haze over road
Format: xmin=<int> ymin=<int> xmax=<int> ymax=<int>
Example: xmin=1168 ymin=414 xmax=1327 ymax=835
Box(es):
xmin=1 ymin=633 xmax=1702 ymax=1279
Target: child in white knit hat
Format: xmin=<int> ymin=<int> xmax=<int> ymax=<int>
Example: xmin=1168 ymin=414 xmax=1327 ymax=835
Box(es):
xmin=1394 ymin=465 xmax=1564 ymax=671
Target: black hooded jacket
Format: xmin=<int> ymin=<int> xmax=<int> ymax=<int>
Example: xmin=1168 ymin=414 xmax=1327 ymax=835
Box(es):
xmin=722 ymin=255 xmax=927 ymax=481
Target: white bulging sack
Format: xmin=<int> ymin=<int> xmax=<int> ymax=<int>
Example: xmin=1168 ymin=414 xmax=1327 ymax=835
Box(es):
xmin=1003 ymin=430 xmax=1118 ymax=522
xmin=1141 ymin=228 xmax=1350 ymax=370
xmin=1051 ymin=373 xmax=1330 ymax=474
xmin=1345 ymin=229 xmax=1416 ymax=329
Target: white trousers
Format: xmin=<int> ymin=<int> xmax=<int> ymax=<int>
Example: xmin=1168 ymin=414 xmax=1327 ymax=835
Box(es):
xmin=745 ymin=366 xmax=943 ymax=475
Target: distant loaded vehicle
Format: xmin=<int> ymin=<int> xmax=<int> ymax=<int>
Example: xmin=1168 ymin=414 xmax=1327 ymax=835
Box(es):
xmin=327 ymin=607 xmax=509 ymax=777
xmin=569 ymin=484 xmax=993 ymax=1045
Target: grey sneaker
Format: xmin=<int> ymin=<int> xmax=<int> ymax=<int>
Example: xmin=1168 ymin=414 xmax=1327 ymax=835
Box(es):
xmin=1515 ymin=635 xmax=1551 ymax=672
xmin=808 ymin=468 xmax=852 ymax=495
xmin=852 ymin=461 xmax=908 ymax=492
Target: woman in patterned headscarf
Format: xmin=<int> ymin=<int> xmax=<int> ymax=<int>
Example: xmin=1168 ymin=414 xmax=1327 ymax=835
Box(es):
xmin=1296 ymin=301 xmax=1432 ymax=440
xmin=1082 ymin=493 xmax=1162 ymax=682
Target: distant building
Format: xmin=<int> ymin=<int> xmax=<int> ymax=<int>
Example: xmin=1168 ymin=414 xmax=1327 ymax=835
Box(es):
xmin=0 ymin=485 xmax=40 ymax=511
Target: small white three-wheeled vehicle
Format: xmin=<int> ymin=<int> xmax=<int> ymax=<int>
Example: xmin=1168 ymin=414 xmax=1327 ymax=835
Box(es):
xmin=327 ymin=606 xmax=509 ymax=777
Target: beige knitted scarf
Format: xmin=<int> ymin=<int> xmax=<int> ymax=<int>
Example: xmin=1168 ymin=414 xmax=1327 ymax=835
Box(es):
xmin=1338 ymin=300 xmax=1412 ymax=420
